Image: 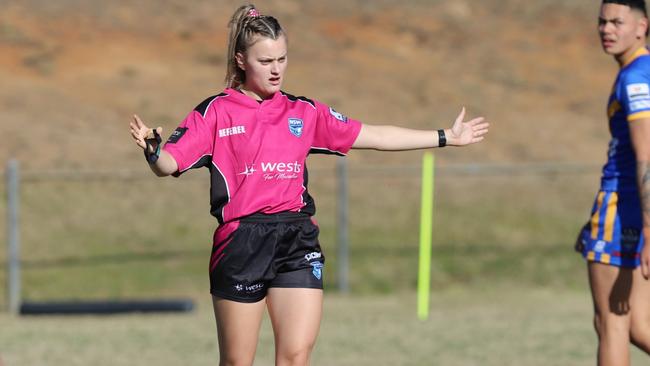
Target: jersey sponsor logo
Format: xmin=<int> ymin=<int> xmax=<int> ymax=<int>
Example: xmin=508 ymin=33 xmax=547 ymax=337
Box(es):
xmin=260 ymin=161 xmax=302 ymax=173
xmin=218 ymin=125 xmax=246 ymax=138
xmin=304 ymin=251 xmax=322 ymax=261
xmin=261 ymin=161 xmax=302 ymax=181
xmin=237 ymin=161 xmax=302 ymax=181
xmin=238 ymin=163 xmax=257 ymax=176
xmin=626 ymin=83 xmax=650 ymax=101
xmin=310 ymin=261 xmax=323 ymax=280
xmin=288 ymin=118 xmax=304 ymax=137
xmin=630 ymin=100 xmax=650 ymax=112
xmin=167 ymin=127 xmax=188 ymax=143
xmin=329 ymin=107 xmax=348 ymax=123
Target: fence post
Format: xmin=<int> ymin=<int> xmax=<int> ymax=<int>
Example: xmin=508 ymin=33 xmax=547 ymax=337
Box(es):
xmin=7 ymin=159 xmax=21 ymax=315
xmin=336 ymin=157 xmax=349 ymax=293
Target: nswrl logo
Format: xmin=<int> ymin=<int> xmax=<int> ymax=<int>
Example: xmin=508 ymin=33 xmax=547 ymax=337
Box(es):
xmin=288 ymin=118 xmax=304 ymax=137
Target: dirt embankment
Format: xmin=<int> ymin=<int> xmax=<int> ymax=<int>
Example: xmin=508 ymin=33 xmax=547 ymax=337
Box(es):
xmin=0 ymin=1 xmax=616 ymax=171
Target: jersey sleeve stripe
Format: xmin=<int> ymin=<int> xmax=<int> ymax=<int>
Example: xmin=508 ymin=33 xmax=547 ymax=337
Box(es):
xmin=627 ymin=110 xmax=650 ymax=121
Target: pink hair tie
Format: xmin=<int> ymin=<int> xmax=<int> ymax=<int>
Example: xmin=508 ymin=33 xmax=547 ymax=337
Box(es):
xmin=248 ymin=9 xmax=260 ymax=17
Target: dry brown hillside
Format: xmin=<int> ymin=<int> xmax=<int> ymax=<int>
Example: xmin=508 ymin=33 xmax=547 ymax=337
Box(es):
xmin=0 ymin=0 xmax=619 ymax=171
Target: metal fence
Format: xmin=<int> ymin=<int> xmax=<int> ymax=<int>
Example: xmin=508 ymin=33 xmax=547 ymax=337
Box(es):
xmin=3 ymin=158 xmax=603 ymax=314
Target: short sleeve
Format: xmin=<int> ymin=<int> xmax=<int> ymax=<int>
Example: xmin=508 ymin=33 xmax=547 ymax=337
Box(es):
xmin=310 ymin=101 xmax=362 ymax=155
xmin=163 ymin=97 xmax=217 ymax=176
xmin=620 ymin=70 xmax=650 ymax=122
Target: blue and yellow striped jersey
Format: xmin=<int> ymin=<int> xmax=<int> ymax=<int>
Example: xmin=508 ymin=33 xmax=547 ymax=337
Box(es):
xmin=601 ymin=47 xmax=650 ymax=192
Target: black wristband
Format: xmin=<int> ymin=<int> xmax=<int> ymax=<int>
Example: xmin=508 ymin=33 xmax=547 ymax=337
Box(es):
xmin=437 ymin=129 xmax=447 ymax=147
xmin=144 ymin=129 xmax=162 ymax=164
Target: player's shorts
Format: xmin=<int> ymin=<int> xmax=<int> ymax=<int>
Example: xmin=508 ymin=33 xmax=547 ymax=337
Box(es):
xmin=575 ymin=190 xmax=644 ymax=268
xmin=209 ymin=211 xmax=324 ymax=303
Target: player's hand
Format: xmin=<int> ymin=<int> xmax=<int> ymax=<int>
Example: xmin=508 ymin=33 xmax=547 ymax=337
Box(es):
xmin=642 ymin=230 xmax=650 ymax=279
xmin=130 ymin=114 xmax=162 ymax=152
xmin=448 ymin=107 xmax=489 ymax=146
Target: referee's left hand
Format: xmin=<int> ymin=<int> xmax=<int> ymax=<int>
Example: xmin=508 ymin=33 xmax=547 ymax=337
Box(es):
xmin=448 ymin=107 xmax=489 ymax=146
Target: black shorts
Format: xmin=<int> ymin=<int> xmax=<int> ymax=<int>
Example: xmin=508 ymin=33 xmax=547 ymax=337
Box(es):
xmin=209 ymin=212 xmax=324 ymax=303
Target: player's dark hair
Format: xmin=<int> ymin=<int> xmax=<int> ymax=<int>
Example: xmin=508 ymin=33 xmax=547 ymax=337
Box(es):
xmin=603 ymin=0 xmax=647 ymax=16
xmin=225 ymin=4 xmax=286 ymax=88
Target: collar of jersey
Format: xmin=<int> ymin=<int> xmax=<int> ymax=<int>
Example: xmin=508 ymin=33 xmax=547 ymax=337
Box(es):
xmin=621 ymin=46 xmax=650 ymax=68
xmin=225 ymin=88 xmax=283 ymax=108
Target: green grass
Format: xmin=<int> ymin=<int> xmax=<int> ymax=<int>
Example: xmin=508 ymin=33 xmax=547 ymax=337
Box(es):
xmin=1 ymin=285 xmax=647 ymax=366
xmin=0 ymin=157 xmax=636 ymax=365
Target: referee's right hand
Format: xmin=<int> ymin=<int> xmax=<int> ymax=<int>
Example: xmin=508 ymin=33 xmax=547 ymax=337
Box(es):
xmin=130 ymin=114 xmax=162 ymax=152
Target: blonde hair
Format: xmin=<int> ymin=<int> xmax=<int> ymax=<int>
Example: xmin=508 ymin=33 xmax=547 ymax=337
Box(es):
xmin=225 ymin=4 xmax=285 ymax=88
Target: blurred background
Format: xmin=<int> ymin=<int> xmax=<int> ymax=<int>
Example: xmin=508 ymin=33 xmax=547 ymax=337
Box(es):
xmin=1 ymin=0 xmax=641 ymax=365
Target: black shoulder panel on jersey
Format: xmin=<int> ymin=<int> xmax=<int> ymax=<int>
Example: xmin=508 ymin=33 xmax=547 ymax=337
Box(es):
xmin=194 ymin=93 xmax=228 ymax=117
xmin=309 ymin=147 xmax=345 ymax=156
xmin=171 ymin=155 xmax=212 ymax=178
xmin=281 ymin=91 xmax=315 ymax=108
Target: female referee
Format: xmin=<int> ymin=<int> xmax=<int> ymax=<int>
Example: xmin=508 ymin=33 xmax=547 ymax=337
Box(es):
xmin=129 ymin=4 xmax=489 ymax=366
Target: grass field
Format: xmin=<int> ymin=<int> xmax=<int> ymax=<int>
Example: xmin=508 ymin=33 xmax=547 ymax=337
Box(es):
xmin=3 ymin=161 xmax=640 ymax=364
xmin=1 ymin=285 xmax=648 ymax=366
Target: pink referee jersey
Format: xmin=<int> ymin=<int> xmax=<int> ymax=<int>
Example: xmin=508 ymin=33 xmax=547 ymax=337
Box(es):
xmin=163 ymin=89 xmax=362 ymax=224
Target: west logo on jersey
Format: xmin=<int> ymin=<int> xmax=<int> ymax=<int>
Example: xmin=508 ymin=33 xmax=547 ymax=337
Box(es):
xmin=288 ymin=118 xmax=304 ymax=137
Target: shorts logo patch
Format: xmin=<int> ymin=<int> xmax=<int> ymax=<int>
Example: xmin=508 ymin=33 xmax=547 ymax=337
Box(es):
xmin=594 ymin=240 xmax=607 ymax=253
xmin=310 ymin=261 xmax=323 ymax=280
xmin=234 ymin=283 xmax=265 ymax=293
xmin=627 ymin=83 xmax=650 ymax=101
xmin=288 ymin=118 xmax=304 ymax=137
xmin=329 ymin=107 xmax=348 ymax=123
xmin=167 ymin=127 xmax=188 ymax=143
xmin=621 ymin=228 xmax=641 ymax=252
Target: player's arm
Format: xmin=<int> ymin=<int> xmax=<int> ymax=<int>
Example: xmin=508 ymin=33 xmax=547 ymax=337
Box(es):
xmin=129 ymin=114 xmax=178 ymax=177
xmin=630 ymin=116 xmax=650 ymax=278
xmin=352 ymin=107 xmax=488 ymax=150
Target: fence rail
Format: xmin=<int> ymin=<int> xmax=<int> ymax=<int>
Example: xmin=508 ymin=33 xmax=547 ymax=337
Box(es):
xmin=0 ymin=161 xmax=602 ymax=183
